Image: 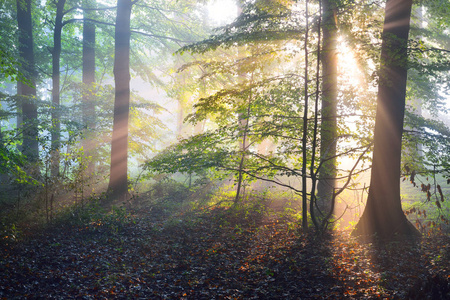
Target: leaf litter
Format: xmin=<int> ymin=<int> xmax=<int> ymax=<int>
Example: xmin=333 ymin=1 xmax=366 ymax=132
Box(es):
xmin=1 ymin=206 xmax=449 ymax=299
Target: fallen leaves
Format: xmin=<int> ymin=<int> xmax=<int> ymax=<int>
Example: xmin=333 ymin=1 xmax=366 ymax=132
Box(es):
xmin=0 ymin=207 xmax=449 ymax=299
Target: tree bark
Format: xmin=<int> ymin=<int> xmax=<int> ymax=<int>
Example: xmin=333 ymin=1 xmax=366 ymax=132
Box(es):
xmin=317 ymin=0 xmax=337 ymax=209
xmin=51 ymin=0 xmax=66 ymax=177
xmin=352 ymin=0 xmax=420 ymax=239
xmin=234 ymin=0 xmax=247 ymax=204
xmin=16 ymin=0 xmax=39 ymax=163
xmin=301 ymin=0 xmax=310 ymax=230
xmin=82 ymin=0 xmax=96 ymax=174
xmin=309 ymin=0 xmax=322 ymax=230
xmin=108 ymin=0 xmax=132 ymax=199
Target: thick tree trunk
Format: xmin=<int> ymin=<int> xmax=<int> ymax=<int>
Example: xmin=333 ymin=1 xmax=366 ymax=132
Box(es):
xmin=16 ymin=0 xmax=39 ymax=163
xmin=317 ymin=0 xmax=337 ymax=209
xmin=108 ymin=0 xmax=132 ymax=200
xmin=352 ymin=0 xmax=420 ymax=239
xmin=51 ymin=0 xmax=66 ymax=177
xmin=82 ymin=0 xmax=96 ymax=174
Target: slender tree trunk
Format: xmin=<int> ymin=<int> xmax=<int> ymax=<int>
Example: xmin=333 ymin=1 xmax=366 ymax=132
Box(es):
xmin=235 ymin=99 xmax=251 ymax=204
xmin=176 ymin=99 xmax=184 ymax=137
xmin=82 ymin=0 xmax=96 ymax=175
xmin=301 ymin=0 xmax=310 ymax=230
xmin=108 ymin=0 xmax=132 ymax=200
xmin=0 ymin=128 xmax=8 ymax=186
xmin=16 ymin=0 xmax=39 ymax=163
xmin=51 ymin=0 xmax=66 ymax=177
xmin=317 ymin=0 xmax=337 ymax=209
xmin=310 ymin=0 xmax=322 ymax=230
xmin=234 ymin=0 xmax=247 ymax=204
xmin=176 ymin=70 xmax=188 ymax=138
xmin=352 ymin=0 xmax=420 ymax=239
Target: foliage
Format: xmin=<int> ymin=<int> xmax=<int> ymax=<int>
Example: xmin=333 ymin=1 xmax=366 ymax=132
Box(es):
xmin=0 ymin=95 xmax=41 ymax=187
xmin=402 ymin=169 xmax=450 ymax=234
xmin=147 ymin=1 xmax=379 ymax=233
xmin=0 ymin=0 xmax=29 ymax=84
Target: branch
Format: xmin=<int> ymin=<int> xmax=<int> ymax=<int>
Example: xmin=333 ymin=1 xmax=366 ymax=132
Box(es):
xmin=130 ymin=30 xmax=193 ymax=43
xmin=321 ymin=142 xmax=373 ymax=231
xmin=59 ymin=17 xmax=190 ymax=44
xmin=223 ymin=165 xmax=304 ymax=194
xmin=61 ymin=18 xmax=115 ymax=28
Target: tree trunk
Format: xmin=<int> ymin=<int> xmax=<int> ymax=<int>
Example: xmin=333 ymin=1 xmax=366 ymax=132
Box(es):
xmin=301 ymin=0 xmax=310 ymax=230
xmin=309 ymin=0 xmax=322 ymax=230
xmin=51 ymin=0 xmax=66 ymax=177
xmin=108 ymin=0 xmax=132 ymax=200
xmin=352 ymin=0 xmax=420 ymax=239
xmin=16 ymin=0 xmax=39 ymax=163
xmin=234 ymin=0 xmax=247 ymax=204
xmin=82 ymin=0 xmax=96 ymax=175
xmin=317 ymin=0 xmax=337 ymax=210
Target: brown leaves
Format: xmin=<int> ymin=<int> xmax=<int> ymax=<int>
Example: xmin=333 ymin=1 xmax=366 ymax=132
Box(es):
xmin=437 ymin=185 xmax=444 ymax=202
xmin=0 ymin=207 xmax=449 ymax=299
xmin=433 ymin=185 xmax=444 ymax=209
xmin=410 ymin=170 xmax=416 ymax=186
xmin=421 ymin=183 xmax=431 ymax=192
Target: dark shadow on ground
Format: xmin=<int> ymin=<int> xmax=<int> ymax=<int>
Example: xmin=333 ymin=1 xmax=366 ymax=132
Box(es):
xmin=1 ymin=198 xmax=449 ymax=299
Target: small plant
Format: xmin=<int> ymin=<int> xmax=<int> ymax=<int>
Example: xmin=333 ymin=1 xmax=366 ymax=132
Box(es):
xmin=0 ymin=222 xmax=21 ymax=242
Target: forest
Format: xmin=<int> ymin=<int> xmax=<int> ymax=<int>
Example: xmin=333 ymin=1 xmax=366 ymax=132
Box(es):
xmin=1 ymin=0 xmax=449 ymax=298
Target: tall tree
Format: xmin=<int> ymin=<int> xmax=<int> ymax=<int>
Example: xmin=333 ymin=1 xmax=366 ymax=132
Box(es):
xmin=301 ymin=0 xmax=310 ymax=229
xmin=235 ymin=0 xmax=248 ymax=204
xmin=352 ymin=0 xmax=420 ymax=238
xmin=16 ymin=0 xmax=39 ymax=162
xmin=50 ymin=0 xmax=67 ymax=177
xmin=82 ymin=0 xmax=96 ymax=174
xmin=108 ymin=0 xmax=132 ymax=199
xmin=317 ymin=0 xmax=337 ymax=207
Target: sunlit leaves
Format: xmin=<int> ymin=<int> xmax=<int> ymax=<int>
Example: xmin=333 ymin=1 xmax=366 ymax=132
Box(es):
xmin=177 ymin=1 xmax=305 ymax=55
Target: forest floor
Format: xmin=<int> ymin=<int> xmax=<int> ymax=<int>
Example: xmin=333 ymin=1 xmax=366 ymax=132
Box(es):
xmin=1 ymin=200 xmax=449 ymax=299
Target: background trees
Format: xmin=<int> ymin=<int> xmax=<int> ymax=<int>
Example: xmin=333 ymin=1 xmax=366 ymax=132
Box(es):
xmin=146 ymin=0 xmax=449 ymax=235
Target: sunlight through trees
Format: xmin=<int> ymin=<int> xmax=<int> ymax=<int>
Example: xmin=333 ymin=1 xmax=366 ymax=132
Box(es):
xmin=0 ymin=0 xmax=450 ymax=296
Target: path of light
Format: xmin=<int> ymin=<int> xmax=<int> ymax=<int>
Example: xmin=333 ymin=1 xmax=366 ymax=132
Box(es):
xmin=337 ymin=36 xmax=363 ymax=87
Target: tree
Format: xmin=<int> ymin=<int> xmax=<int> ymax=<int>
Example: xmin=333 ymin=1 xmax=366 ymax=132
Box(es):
xmin=317 ymin=0 xmax=337 ymax=207
xmin=108 ymin=0 xmax=132 ymax=199
xmin=151 ymin=1 xmax=331 ymax=227
xmin=352 ymin=0 xmax=420 ymax=238
xmin=82 ymin=0 xmax=96 ymax=175
xmin=300 ymin=0 xmax=310 ymax=229
xmin=50 ymin=0 xmax=67 ymax=177
xmin=16 ymin=0 xmax=39 ymax=163
xmin=234 ymin=0 xmax=248 ymax=204
xmin=103 ymin=0 xmax=205 ymax=200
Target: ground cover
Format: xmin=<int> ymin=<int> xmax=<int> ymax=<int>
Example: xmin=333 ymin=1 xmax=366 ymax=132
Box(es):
xmin=1 ymin=203 xmax=449 ymax=299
